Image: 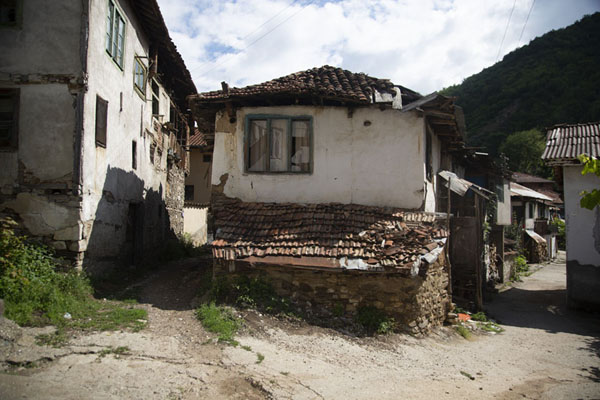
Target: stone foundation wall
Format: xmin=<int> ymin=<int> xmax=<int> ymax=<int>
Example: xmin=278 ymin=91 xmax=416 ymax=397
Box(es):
xmin=214 ymin=250 xmax=451 ymax=335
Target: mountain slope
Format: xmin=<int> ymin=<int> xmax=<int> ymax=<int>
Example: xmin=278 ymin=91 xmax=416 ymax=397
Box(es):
xmin=442 ymin=12 xmax=600 ymax=153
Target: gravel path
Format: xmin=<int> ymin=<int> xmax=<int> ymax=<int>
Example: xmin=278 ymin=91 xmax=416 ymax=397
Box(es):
xmin=1 ymin=252 xmax=598 ymax=399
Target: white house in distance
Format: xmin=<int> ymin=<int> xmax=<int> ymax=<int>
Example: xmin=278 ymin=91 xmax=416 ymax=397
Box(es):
xmin=542 ymin=122 xmax=600 ymax=310
xmin=0 ymin=0 xmax=196 ymax=274
xmin=188 ymin=66 xmax=475 ymax=333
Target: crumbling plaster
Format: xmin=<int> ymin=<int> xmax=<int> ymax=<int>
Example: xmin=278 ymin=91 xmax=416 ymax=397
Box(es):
xmin=211 ymin=105 xmax=430 ymax=210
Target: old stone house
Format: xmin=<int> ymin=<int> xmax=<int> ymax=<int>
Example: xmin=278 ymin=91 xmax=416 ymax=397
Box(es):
xmin=188 ymin=66 xmax=473 ymax=333
xmin=0 ymin=0 xmax=196 ymax=274
xmin=542 ymin=122 xmax=600 ymax=310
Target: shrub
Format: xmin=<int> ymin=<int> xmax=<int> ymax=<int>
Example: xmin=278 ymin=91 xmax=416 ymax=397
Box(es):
xmin=552 ymin=217 xmax=565 ymax=250
xmin=0 ymin=228 xmax=146 ymax=331
xmin=356 ymin=306 xmax=396 ymax=334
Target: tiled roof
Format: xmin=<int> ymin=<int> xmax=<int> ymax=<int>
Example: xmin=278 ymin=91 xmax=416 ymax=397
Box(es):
xmin=536 ymin=189 xmax=563 ymax=205
xmin=194 ymin=65 xmax=399 ymax=104
xmin=511 ymin=172 xmax=553 ymax=184
xmin=211 ymin=196 xmax=448 ymax=273
xmin=188 ymin=129 xmax=209 ymax=147
xmin=542 ymin=122 xmax=600 ymax=163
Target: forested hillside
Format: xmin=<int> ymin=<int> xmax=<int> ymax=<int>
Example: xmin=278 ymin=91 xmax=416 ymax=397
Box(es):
xmin=442 ymin=12 xmax=600 ymax=165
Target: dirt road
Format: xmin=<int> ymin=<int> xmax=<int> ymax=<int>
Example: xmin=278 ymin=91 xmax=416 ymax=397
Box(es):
xmin=1 ymin=253 xmax=599 ymax=399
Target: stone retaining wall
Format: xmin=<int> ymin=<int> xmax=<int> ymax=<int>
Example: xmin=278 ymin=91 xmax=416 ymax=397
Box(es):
xmin=214 ymin=250 xmax=451 ymax=335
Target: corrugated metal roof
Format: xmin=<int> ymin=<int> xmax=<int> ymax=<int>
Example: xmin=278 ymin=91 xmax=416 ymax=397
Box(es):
xmin=510 ymin=182 xmax=553 ymax=201
xmin=542 ymin=122 xmax=600 ymax=163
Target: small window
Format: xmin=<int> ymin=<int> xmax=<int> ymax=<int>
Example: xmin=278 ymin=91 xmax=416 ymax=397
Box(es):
xmin=95 ymin=95 xmax=108 ymax=147
xmin=149 ymin=142 xmax=156 ymax=164
xmin=0 ymin=0 xmax=22 ymax=28
xmin=131 ymin=140 xmax=137 ymax=170
xmin=185 ymin=185 xmax=194 ymax=201
xmin=133 ymin=56 xmax=146 ymax=95
xmin=246 ymin=115 xmax=311 ymax=173
xmin=425 ymin=132 xmax=432 ymax=181
xmin=0 ymin=88 xmax=19 ymax=149
xmin=151 ymin=80 xmax=159 ymax=116
xmin=203 ymin=154 xmax=212 ymax=163
xmin=106 ymin=0 xmax=125 ymax=69
xmin=528 ymin=203 xmax=534 ymax=219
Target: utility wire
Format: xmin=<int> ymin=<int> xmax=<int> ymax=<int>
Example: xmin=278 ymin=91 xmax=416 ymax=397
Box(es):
xmin=496 ymin=0 xmax=517 ymax=62
xmin=187 ymin=0 xmax=301 ymax=75
xmin=518 ymin=0 xmax=536 ymax=45
xmin=193 ymin=0 xmax=316 ymax=79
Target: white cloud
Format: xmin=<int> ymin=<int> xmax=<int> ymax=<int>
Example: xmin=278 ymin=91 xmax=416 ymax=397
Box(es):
xmin=157 ymin=0 xmax=599 ymax=94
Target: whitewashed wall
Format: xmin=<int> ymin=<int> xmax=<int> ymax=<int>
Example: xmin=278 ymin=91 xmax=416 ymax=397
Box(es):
xmin=80 ymin=0 xmax=176 ymax=271
xmin=564 ymin=166 xmax=600 ymax=266
xmin=212 ymin=105 xmax=430 ymax=210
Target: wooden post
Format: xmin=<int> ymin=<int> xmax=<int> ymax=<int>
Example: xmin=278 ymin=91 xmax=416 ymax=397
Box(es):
xmin=447 ymin=177 xmax=452 ymax=298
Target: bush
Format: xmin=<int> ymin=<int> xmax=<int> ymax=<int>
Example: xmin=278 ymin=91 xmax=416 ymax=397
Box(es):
xmin=356 ymin=306 xmax=396 ymax=334
xmin=552 ymin=217 xmax=565 ymax=250
xmin=0 ymin=229 xmax=91 ymax=326
xmin=511 ymin=255 xmax=530 ymax=281
xmin=0 ymin=228 xmax=146 ymax=331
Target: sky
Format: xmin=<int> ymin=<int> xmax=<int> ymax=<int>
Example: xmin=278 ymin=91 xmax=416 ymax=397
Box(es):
xmin=156 ymin=0 xmax=600 ymax=95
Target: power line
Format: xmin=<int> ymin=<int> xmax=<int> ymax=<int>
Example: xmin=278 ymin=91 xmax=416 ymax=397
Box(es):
xmin=518 ymin=0 xmax=536 ymax=45
xmin=496 ymin=0 xmax=517 ymax=62
xmin=187 ymin=0 xmax=301 ymax=75
xmin=193 ymin=0 xmax=316 ymax=79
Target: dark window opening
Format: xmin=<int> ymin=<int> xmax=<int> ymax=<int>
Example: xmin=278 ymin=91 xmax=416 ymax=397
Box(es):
xmin=203 ymin=154 xmax=212 ymax=163
xmin=185 ymin=185 xmax=194 ymax=201
xmin=0 ymin=0 xmax=21 ymax=27
xmin=95 ymin=95 xmax=108 ymax=147
xmin=132 ymin=140 xmax=137 ymax=170
xmin=0 ymin=88 xmax=19 ymax=148
xmin=151 ymin=80 xmax=159 ymax=116
xmin=425 ymin=132 xmax=432 ymax=181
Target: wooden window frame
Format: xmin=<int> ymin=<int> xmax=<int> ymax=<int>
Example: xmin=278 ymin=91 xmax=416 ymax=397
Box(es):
xmin=0 ymin=88 xmax=19 ymax=149
xmin=151 ymin=79 xmax=160 ymax=116
xmin=133 ymin=55 xmax=146 ymax=98
xmin=95 ymin=95 xmax=108 ymax=148
xmin=105 ymin=0 xmax=126 ymax=70
xmin=244 ymin=114 xmax=313 ymax=174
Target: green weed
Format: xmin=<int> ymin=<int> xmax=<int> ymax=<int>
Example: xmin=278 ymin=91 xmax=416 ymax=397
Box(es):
xmin=98 ymin=346 xmax=130 ymax=359
xmin=0 ymin=228 xmax=147 ymax=332
xmin=455 ymin=325 xmax=471 ymax=339
xmin=256 ymin=352 xmax=265 ymax=364
xmin=196 ymin=302 xmax=241 ymax=345
xmin=241 ymin=345 xmax=252 ymax=352
xmin=356 ymin=306 xmax=396 ymax=334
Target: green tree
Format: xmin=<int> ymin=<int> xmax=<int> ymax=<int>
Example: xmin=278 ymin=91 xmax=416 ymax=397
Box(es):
xmin=578 ymin=154 xmax=600 ymax=210
xmin=499 ymin=129 xmax=546 ymax=175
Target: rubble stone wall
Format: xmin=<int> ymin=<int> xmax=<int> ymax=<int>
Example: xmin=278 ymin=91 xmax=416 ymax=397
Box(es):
xmin=214 ymin=250 xmax=451 ymax=335
xmin=166 ymin=164 xmax=185 ymax=236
